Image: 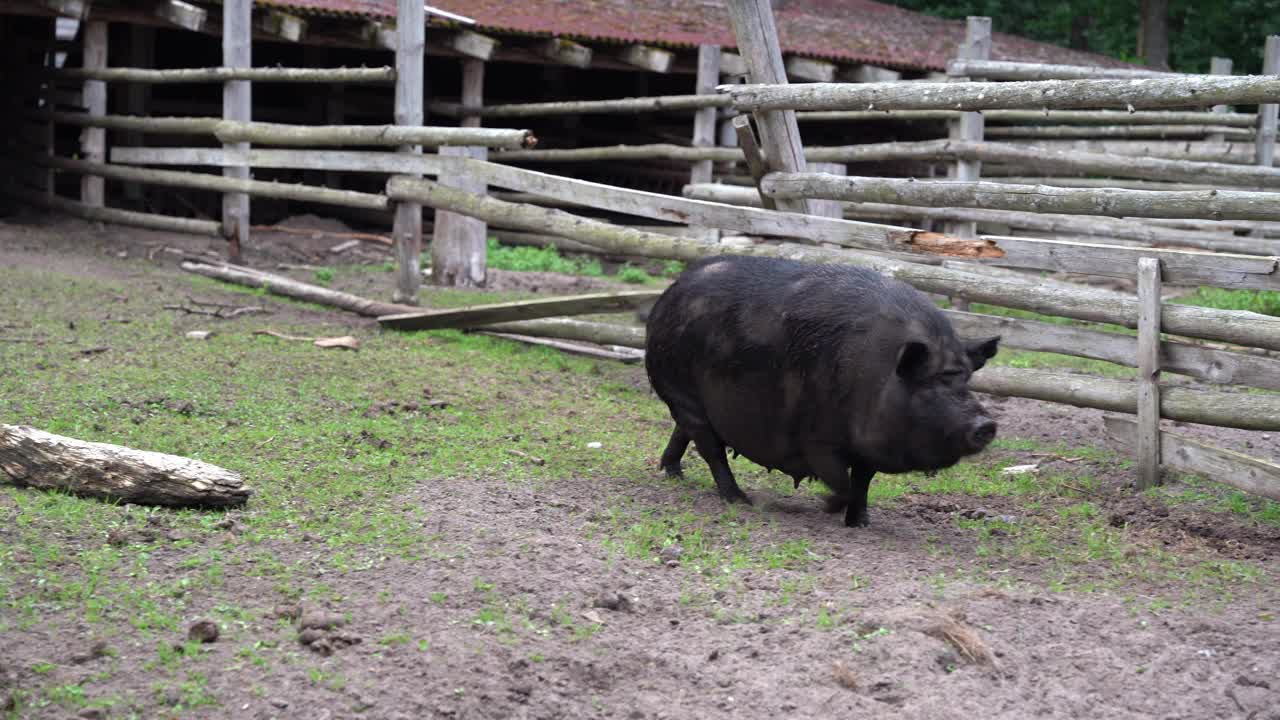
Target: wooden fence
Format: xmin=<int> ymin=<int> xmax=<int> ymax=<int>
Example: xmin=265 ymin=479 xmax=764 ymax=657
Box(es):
xmin=7 ymin=2 xmax=1280 ymax=503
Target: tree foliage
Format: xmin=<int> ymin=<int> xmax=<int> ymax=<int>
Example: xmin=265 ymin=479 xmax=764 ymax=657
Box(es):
xmin=884 ymin=0 xmax=1280 ymax=74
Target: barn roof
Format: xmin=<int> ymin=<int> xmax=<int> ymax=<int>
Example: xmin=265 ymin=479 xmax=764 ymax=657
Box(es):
xmin=255 ymin=0 xmax=1137 ymax=73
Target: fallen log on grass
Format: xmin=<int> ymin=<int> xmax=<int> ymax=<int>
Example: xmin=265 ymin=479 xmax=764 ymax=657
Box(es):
xmin=472 ymin=332 xmax=644 ymax=363
xmin=0 ymin=424 xmax=250 ymax=507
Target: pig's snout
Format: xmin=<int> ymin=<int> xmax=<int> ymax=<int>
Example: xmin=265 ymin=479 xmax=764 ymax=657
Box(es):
xmin=967 ymin=417 xmax=997 ymax=450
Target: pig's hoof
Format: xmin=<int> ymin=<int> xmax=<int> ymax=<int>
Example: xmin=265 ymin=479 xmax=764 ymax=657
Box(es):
xmin=822 ymin=494 xmax=849 ymax=514
xmin=661 ymin=464 xmax=684 ymax=479
xmin=844 ymin=511 xmax=870 ymax=528
xmin=722 ymin=490 xmax=753 ymax=505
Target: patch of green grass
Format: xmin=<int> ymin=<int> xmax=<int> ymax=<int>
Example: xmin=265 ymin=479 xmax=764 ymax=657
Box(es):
xmin=616 ymin=264 xmax=653 ymax=284
xmin=1155 ymin=474 xmax=1280 ymax=528
xmin=313 ymin=267 xmax=336 ymax=285
xmin=379 ymin=631 xmax=412 ymax=647
xmin=1170 ymin=287 xmax=1280 ymax=316
xmin=485 ymin=237 xmax=603 ymax=276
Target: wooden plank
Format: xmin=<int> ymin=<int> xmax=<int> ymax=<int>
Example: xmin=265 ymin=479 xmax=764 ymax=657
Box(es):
xmin=620 ymin=44 xmax=674 ymax=73
xmin=1136 ymin=257 xmax=1163 ymax=489
xmin=539 ymin=38 xmax=591 ymax=68
xmin=785 ymin=56 xmax=835 ymax=82
xmin=473 ymin=332 xmax=644 ymax=363
xmin=255 ymin=10 xmax=306 ymax=42
xmin=377 ymin=291 xmax=663 ymax=330
xmin=690 ymin=45 xmax=721 ymax=185
xmin=222 ymin=0 xmax=251 ymax=262
xmin=1103 ymin=416 xmax=1280 ymax=502
xmin=724 ymin=0 xmax=812 ymax=214
xmin=392 ymin=0 xmax=425 ymax=304
xmin=79 ymin=19 xmax=106 ymax=208
xmin=840 ymin=64 xmax=901 ymax=83
xmin=721 ymin=76 xmax=1280 ymax=113
xmin=445 ymin=30 xmax=497 ymax=61
xmin=153 ymin=0 xmax=206 ymax=31
xmin=944 ymin=309 xmax=1280 ymax=391
xmin=806 ymin=161 xmax=844 ymax=218
xmin=948 ymin=16 xmax=991 ymax=239
xmin=431 ymin=57 xmax=488 ymax=288
xmin=720 ymin=51 xmax=748 ymax=77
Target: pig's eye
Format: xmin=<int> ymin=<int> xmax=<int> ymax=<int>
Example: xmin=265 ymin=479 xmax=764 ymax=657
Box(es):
xmin=940 ymin=370 xmax=966 ymax=381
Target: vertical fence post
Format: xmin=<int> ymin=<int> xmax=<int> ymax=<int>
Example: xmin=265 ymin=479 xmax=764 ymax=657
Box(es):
xmin=1136 ymin=257 xmax=1163 ymax=490
xmin=1207 ymin=56 xmax=1232 ymax=145
xmin=690 ymin=44 xmax=721 ymax=186
xmin=122 ymin=24 xmax=154 ymax=204
xmin=807 ymin=161 xmax=845 ymax=219
xmin=222 ymin=0 xmax=251 ymax=262
xmin=79 ymin=20 xmax=106 ymax=208
xmin=946 ymin=16 xmax=991 ymax=239
xmin=724 ymin=0 xmax=812 ymax=215
xmin=1253 ymin=37 xmax=1279 ymax=239
xmin=392 ymin=0 xmax=425 ymax=303
xmin=432 ymin=58 xmax=488 ymax=288
xmin=43 ymin=25 xmax=57 ymax=200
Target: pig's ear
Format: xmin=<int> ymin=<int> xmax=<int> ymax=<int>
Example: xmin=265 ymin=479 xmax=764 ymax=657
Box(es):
xmin=965 ymin=336 xmax=1000 ymax=371
xmin=896 ymin=341 xmax=931 ymax=381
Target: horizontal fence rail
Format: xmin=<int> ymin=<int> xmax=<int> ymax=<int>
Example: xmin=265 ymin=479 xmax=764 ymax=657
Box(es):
xmin=719 ymin=76 xmax=1280 ymax=112
xmin=946 ymin=58 xmax=1184 ymax=81
xmin=794 ymin=109 xmax=1259 ymax=126
xmin=44 ymin=66 xmax=396 ymax=83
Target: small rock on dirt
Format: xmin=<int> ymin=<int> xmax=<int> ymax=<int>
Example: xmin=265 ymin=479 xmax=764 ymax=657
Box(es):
xmin=659 ymin=545 xmax=683 ymax=563
xmin=186 ymin=619 xmax=218 ymax=644
xmin=592 ymin=593 xmax=634 ymax=613
xmin=1000 ymin=464 xmax=1039 ymax=476
xmin=298 ymin=628 xmax=326 ymax=645
xmin=77 ymin=708 xmax=104 ymax=720
xmin=298 ymin=604 xmax=346 ymax=631
xmin=185 ymin=330 xmax=213 ymax=340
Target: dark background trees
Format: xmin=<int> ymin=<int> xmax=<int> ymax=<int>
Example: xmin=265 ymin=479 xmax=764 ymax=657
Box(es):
xmin=883 ymin=0 xmax=1280 ymax=74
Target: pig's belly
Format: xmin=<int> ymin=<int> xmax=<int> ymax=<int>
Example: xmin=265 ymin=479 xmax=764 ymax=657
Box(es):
xmin=696 ymin=375 xmax=811 ymax=476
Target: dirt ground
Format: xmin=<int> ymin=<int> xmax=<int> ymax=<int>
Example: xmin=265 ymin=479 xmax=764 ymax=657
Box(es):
xmin=2 ymin=211 xmax=1279 ymax=720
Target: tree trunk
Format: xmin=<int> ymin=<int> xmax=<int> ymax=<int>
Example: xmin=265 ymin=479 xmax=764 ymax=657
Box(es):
xmin=0 ymin=425 xmax=251 ymax=507
xmin=1138 ymin=0 xmax=1171 ymax=71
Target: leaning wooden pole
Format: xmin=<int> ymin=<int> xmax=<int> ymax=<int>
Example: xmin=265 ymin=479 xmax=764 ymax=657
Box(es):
xmin=384 ymin=176 xmax=1280 ymax=351
xmin=1253 ymin=36 xmax=1280 ymax=239
xmin=222 ymin=0 xmax=251 ymax=262
xmin=690 ymin=45 xmax=722 ymax=186
xmin=392 ymin=0 xmax=425 ymax=304
xmin=0 ymin=424 xmax=251 ymax=507
xmin=724 ymin=0 xmax=812 ymax=214
xmin=432 ymin=57 xmax=489 ymax=288
xmin=946 ymin=16 xmax=990 ymax=240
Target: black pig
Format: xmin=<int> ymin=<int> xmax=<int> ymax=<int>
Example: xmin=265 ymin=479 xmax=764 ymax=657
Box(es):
xmin=643 ymin=255 xmax=999 ymax=527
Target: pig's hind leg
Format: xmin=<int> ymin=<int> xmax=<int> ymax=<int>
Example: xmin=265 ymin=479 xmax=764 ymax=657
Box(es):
xmin=659 ymin=427 xmax=691 ymax=478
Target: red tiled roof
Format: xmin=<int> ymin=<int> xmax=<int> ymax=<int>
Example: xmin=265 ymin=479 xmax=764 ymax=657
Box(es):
xmin=262 ymin=0 xmax=1137 ymax=73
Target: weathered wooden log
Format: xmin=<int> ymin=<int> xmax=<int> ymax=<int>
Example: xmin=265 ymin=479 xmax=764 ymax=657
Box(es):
xmin=946 ymin=310 xmax=1280 ymax=391
xmin=430 ymin=94 xmax=730 ymax=118
xmin=682 ymin=182 xmax=1280 ymax=258
xmin=493 ymin=144 xmax=741 ymax=163
xmin=1104 ymin=416 xmax=1280 ymax=502
xmin=720 ymin=76 xmax=1280 ymax=113
xmin=805 ymin=139 xmax=1280 ymax=187
xmin=946 ymin=58 xmax=1179 ymax=81
xmin=994 ymin=177 xmax=1233 ymax=192
xmin=35 ymin=110 xmax=220 ymax=135
xmin=0 ymin=424 xmax=251 ymax=507
xmin=378 ymin=291 xmax=662 ymax=330
xmin=212 ymin=120 xmax=536 ymax=150
xmin=985 ymin=124 xmax=1253 ymax=140
xmin=761 ymin=173 xmax=1280 ymax=226
xmin=492 ymin=230 xmax=620 ymax=256
xmin=795 ymin=109 xmax=1258 ymax=126
xmin=47 ymin=66 xmax=395 ymax=83
xmin=384 ymin=177 xmax=1280 ymax=351
xmin=12 ymin=186 xmax=222 ymax=237
xmin=34 ymin=154 xmax=389 ymax=210
xmin=970 ymin=367 xmax=1280 ymax=431
xmin=1139 ymin=217 xmax=1280 ymax=235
